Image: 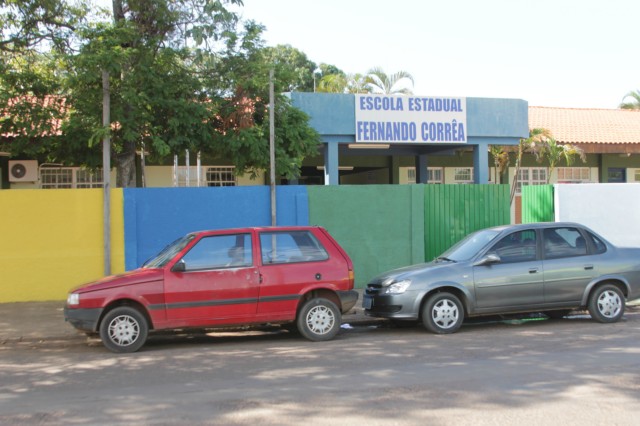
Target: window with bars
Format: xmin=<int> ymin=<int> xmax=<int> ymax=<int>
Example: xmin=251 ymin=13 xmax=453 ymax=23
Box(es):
xmin=40 ymin=167 xmax=103 ymax=189
xmin=428 ymin=168 xmax=444 ymax=183
xmin=453 ymin=167 xmax=473 ymax=184
xmin=516 ymin=167 xmax=547 ymax=194
xmin=406 ymin=167 xmax=443 ymax=184
xmin=557 ymin=167 xmax=590 ymax=183
xmin=174 ymin=166 xmax=236 ymax=187
xmin=205 ymin=167 xmax=236 ymax=186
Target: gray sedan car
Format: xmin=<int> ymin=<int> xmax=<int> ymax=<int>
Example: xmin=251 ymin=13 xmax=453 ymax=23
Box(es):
xmin=363 ymin=222 xmax=640 ymax=333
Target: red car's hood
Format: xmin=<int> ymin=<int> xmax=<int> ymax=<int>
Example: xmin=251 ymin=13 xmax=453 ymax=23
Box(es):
xmin=70 ymin=268 xmax=163 ymax=293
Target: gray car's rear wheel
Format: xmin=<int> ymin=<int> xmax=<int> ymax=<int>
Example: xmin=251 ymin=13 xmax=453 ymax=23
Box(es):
xmin=422 ymin=292 xmax=464 ymax=334
xmin=297 ymin=298 xmax=341 ymax=341
xmin=588 ymin=284 xmax=625 ymax=323
xmin=99 ymin=306 xmax=149 ymax=353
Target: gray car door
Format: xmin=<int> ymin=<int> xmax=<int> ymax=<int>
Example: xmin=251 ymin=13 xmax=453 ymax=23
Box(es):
xmin=473 ymin=229 xmax=545 ymax=310
xmin=542 ymin=227 xmax=596 ymax=303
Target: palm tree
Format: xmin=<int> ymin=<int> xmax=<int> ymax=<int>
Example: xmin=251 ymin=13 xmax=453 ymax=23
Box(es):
xmin=317 ymin=73 xmax=370 ymax=94
xmin=534 ymin=138 xmax=586 ymax=184
xmin=489 ymin=145 xmax=509 ymax=184
xmin=510 ymin=128 xmax=553 ymax=205
xmin=620 ymin=90 xmax=640 ymax=109
xmin=365 ymin=67 xmax=414 ymax=95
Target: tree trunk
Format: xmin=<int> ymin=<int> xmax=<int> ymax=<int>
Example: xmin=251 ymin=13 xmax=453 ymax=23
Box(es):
xmin=111 ymin=0 xmax=136 ymax=187
xmin=115 ymin=139 xmax=137 ymax=187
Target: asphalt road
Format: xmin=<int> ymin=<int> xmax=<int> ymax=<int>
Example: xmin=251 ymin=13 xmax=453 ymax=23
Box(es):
xmin=2 ymin=310 xmax=640 ymax=425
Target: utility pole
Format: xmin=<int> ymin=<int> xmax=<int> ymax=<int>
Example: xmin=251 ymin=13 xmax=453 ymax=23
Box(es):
xmin=102 ymin=70 xmax=111 ymax=276
xmin=269 ymin=69 xmax=276 ymax=226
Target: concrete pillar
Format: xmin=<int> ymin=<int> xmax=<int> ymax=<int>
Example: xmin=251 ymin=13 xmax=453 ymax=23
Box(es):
xmin=473 ymin=144 xmax=490 ymax=184
xmin=415 ymin=154 xmax=428 ymax=184
xmin=323 ymin=142 xmax=339 ymax=185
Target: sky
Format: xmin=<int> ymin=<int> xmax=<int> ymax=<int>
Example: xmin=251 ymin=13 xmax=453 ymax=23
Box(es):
xmin=237 ymin=0 xmax=640 ymax=109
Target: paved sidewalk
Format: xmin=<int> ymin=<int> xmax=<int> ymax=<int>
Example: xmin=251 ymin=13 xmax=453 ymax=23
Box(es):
xmin=0 ymin=289 xmax=379 ymax=346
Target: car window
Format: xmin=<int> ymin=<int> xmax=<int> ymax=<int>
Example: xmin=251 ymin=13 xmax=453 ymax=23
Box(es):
xmin=143 ymin=234 xmax=195 ymax=268
xmin=543 ymin=227 xmax=587 ymax=259
xmin=260 ymin=231 xmax=329 ymax=264
xmin=440 ymin=229 xmax=501 ymax=261
xmin=585 ymin=231 xmax=607 ymax=254
xmin=487 ymin=230 xmax=537 ymax=263
xmin=181 ymin=234 xmax=252 ymax=271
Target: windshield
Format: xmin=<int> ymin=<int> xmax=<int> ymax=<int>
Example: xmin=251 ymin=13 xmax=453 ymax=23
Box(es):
xmin=143 ymin=234 xmax=195 ymax=268
xmin=439 ymin=229 xmax=501 ymax=262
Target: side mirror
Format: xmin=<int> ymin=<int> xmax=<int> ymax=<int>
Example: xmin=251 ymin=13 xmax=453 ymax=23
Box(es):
xmin=171 ymin=259 xmax=186 ymax=273
xmin=474 ymin=253 xmax=501 ymax=266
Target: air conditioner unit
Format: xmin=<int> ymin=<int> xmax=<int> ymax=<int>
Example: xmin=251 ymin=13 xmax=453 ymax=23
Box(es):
xmin=8 ymin=160 xmax=38 ymax=182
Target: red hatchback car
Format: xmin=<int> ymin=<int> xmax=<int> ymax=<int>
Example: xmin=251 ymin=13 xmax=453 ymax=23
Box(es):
xmin=64 ymin=226 xmax=357 ymax=353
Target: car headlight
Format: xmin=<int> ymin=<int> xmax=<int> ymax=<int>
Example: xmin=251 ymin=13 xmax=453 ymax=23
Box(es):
xmin=67 ymin=293 xmax=80 ymax=306
xmin=384 ymin=279 xmax=411 ymax=294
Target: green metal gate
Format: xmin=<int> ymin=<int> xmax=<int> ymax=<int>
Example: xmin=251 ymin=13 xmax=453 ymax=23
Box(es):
xmin=424 ymin=184 xmax=510 ymax=261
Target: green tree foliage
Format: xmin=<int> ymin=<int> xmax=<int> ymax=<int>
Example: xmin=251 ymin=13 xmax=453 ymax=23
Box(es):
xmin=0 ymin=0 xmax=84 ymax=161
xmin=316 ymin=67 xmax=415 ymax=95
xmin=489 ymin=145 xmax=509 ymax=184
xmin=620 ymin=90 xmax=640 ymax=110
xmin=1 ymin=0 xmax=322 ymax=186
xmin=509 ymin=128 xmax=586 ymax=204
xmin=510 ymin=128 xmax=552 ymax=205
xmin=529 ymin=137 xmax=586 ymax=184
xmin=317 ymin=72 xmax=369 ymax=94
xmin=262 ymin=44 xmax=318 ymax=92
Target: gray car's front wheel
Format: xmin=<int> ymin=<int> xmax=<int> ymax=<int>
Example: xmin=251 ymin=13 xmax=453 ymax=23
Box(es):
xmin=422 ymin=292 xmax=464 ymax=334
xmin=588 ymin=284 xmax=625 ymax=323
xmin=99 ymin=306 xmax=149 ymax=353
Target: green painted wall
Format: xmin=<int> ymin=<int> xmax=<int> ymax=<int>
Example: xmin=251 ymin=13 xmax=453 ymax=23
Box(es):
xmin=521 ymin=185 xmax=554 ymax=223
xmin=424 ymin=185 xmax=510 ymax=261
xmin=308 ymin=185 xmax=425 ymax=287
xmin=308 ymin=184 xmax=510 ymax=288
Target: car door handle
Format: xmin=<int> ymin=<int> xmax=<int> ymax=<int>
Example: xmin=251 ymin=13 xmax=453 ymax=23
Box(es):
xmin=529 ymin=268 xmax=538 ymax=274
xmin=584 ymin=265 xmax=594 ymax=270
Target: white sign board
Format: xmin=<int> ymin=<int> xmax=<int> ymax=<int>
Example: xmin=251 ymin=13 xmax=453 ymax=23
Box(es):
xmin=355 ymin=94 xmax=467 ymax=144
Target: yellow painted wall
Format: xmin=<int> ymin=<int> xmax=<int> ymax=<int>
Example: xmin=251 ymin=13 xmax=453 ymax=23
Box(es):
xmin=0 ymin=189 xmax=125 ymax=302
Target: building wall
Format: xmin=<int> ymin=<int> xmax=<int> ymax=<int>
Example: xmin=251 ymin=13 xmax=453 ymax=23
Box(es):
xmin=0 ymin=189 xmax=125 ymax=302
xmin=123 ymin=186 xmax=309 ymax=270
xmin=554 ymin=183 xmax=640 ymax=248
xmin=0 ymin=184 xmax=511 ymax=302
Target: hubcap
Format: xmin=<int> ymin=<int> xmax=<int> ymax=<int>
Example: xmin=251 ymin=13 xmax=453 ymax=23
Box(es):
xmin=597 ymin=290 xmax=622 ymax=318
xmin=108 ymin=315 xmax=140 ymax=347
xmin=432 ymin=299 xmax=459 ymax=329
xmin=306 ymin=305 xmax=335 ymax=335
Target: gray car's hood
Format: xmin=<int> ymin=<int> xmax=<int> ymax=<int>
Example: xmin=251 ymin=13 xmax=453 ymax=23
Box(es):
xmin=368 ymin=260 xmax=455 ymax=286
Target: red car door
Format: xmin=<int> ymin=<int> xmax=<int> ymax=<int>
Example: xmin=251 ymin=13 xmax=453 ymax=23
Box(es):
xmin=163 ymin=232 xmax=260 ymax=325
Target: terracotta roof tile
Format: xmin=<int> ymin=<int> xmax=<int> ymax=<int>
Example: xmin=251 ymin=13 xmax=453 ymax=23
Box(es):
xmin=529 ymin=106 xmax=640 ymax=144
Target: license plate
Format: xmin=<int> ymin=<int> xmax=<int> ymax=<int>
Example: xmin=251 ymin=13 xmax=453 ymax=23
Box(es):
xmin=362 ymin=296 xmax=373 ymax=310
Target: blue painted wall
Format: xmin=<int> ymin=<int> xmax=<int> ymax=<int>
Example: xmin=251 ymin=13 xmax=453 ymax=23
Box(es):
xmin=123 ymin=186 xmax=309 ymax=270
xmin=466 ymin=97 xmax=529 ymax=139
xmin=285 ymin=93 xmax=355 ymax=141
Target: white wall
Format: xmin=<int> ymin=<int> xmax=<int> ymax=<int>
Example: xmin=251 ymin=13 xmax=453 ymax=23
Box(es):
xmin=555 ymin=183 xmax=640 ymax=247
